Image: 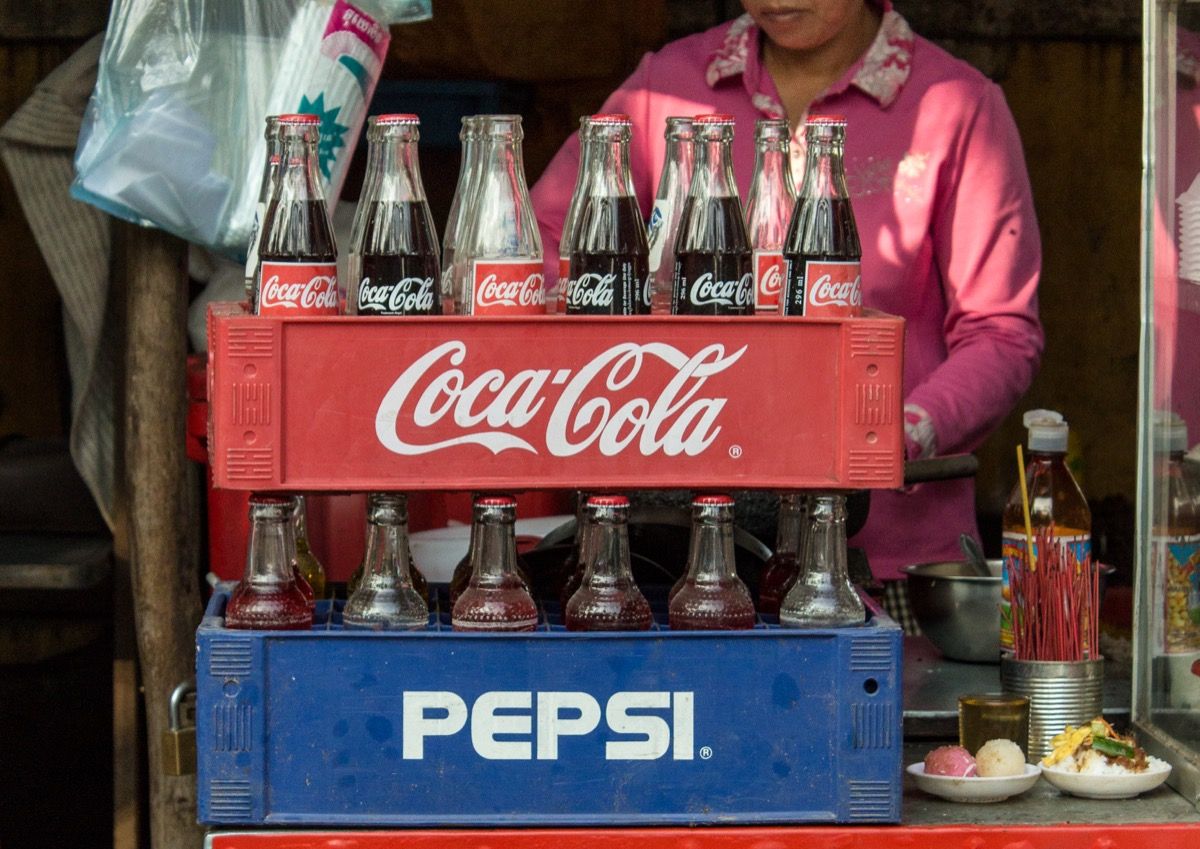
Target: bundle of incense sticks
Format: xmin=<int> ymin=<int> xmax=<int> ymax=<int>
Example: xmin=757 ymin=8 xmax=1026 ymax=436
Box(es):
xmin=1009 ymin=527 xmax=1101 ymax=661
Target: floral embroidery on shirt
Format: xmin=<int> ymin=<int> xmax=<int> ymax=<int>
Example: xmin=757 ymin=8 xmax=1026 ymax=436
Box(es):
xmin=895 ymin=150 xmax=932 ymax=204
xmin=706 ymin=14 xmax=756 ymax=88
xmin=846 ymin=155 xmax=896 ymax=198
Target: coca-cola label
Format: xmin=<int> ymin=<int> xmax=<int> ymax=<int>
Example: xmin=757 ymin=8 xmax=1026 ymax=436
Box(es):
xmin=257 ymin=262 xmax=340 ymax=315
xmin=753 ymin=250 xmax=784 ymax=313
xmin=471 ymin=260 xmax=546 ymax=316
xmin=556 ymin=256 xmax=570 ymax=314
xmin=375 ymin=340 xmax=746 ymax=458
xmin=782 ymin=258 xmax=862 ymax=317
xmin=676 ymin=270 xmax=753 ymax=313
xmin=565 ymin=259 xmax=648 ymax=316
xmin=357 ymin=275 xmax=437 ymax=316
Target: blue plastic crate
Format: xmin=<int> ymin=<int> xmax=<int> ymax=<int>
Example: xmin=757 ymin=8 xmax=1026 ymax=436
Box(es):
xmin=196 ymin=586 xmax=902 ymax=826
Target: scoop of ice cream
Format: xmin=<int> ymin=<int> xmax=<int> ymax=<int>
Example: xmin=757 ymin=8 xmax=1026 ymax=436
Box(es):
xmin=976 ymin=738 xmax=1025 ymax=777
xmin=924 ymin=745 xmax=978 ymax=777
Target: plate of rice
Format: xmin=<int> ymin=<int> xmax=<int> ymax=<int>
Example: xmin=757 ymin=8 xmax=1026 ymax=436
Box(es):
xmin=1040 ymin=718 xmax=1172 ymax=799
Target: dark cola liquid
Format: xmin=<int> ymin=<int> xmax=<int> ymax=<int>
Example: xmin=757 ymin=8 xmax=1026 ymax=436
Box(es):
xmin=352 ymin=200 xmax=441 ymax=316
xmin=259 ymin=199 xmax=337 ymax=263
xmin=671 ymin=195 xmax=752 ymax=315
xmin=567 ymin=195 xmax=650 ymax=315
xmin=781 ymin=196 xmax=860 ymax=316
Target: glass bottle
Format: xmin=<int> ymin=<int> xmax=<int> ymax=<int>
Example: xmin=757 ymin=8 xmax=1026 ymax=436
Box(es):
xmin=557 ymin=492 xmax=589 ymax=610
xmin=254 ymin=113 xmax=339 ymax=315
xmin=292 ymin=495 xmax=326 ymax=600
xmin=565 ymin=495 xmax=651 ymax=631
xmin=1151 ymin=411 xmax=1200 ymax=652
xmin=455 ymin=115 xmax=545 ymax=315
xmin=566 ymin=114 xmax=651 ymax=315
xmin=646 ymin=117 xmax=694 ymax=314
xmin=758 ymin=493 xmax=807 ymax=617
xmin=555 ymin=116 xmax=593 ymax=314
xmin=452 ymin=496 xmax=539 ymax=632
xmin=671 ymin=114 xmax=753 ymax=315
xmin=745 ymin=119 xmax=795 ymax=314
xmin=348 ymin=496 xmax=428 ymax=601
xmin=225 ymin=495 xmax=311 ymax=630
xmin=441 ymin=115 xmax=480 ymax=314
xmin=1000 ymin=410 xmax=1092 ymax=653
xmin=347 ymin=114 xmax=441 ymax=316
xmin=450 ymin=494 xmax=530 ymax=607
xmin=244 ymin=115 xmax=281 ymax=302
xmin=669 ymin=494 xmax=756 ymax=630
xmin=781 ymin=116 xmax=862 ymax=317
xmin=343 ymin=493 xmax=429 ymax=630
xmin=779 ymin=494 xmax=864 ymax=627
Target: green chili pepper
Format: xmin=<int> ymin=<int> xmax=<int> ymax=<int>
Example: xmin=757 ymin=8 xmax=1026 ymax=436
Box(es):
xmin=1091 ymin=736 xmax=1135 ymax=759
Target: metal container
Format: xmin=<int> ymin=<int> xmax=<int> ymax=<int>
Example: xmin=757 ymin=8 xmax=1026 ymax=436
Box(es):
xmin=1000 ymin=657 xmax=1104 ymax=760
xmin=902 ymin=560 xmax=1002 ymax=663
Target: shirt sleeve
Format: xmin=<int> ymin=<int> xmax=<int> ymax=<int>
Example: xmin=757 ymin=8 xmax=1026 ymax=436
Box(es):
xmin=530 ymin=53 xmax=656 ymax=286
xmin=906 ymin=82 xmax=1044 ymax=455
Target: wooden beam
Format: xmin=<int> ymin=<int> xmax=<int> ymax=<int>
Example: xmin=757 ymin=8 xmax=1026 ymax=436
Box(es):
xmin=123 ymin=223 xmax=203 ymax=849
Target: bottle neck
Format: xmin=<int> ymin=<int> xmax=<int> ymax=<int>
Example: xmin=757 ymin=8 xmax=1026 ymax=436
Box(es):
xmin=363 ymin=496 xmax=413 ymax=581
xmin=444 ymin=130 xmax=478 ymax=252
xmin=278 ymin=132 xmax=327 ymax=204
xmin=798 ymin=134 xmax=849 ymax=201
xmin=583 ymin=126 xmax=635 ymax=198
xmin=686 ymin=509 xmax=738 ymax=582
xmin=659 ymin=133 xmax=694 ymax=201
xmin=581 ymin=512 xmax=634 ymax=585
xmin=693 ymin=134 xmax=738 ymax=199
xmin=470 ymin=511 xmax=521 ymax=584
xmin=365 ymin=135 xmax=426 ymax=204
xmin=775 ymin=495 xmax=805 ymax=556
xmin=246 ymin=505 xmax=298 ymax=585
xmin=804 ymin=495 xmax=849 ymax=581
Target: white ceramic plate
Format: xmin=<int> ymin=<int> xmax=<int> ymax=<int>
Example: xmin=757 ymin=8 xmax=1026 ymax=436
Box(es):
xmin=1040 ymin=757 xmax=1172 ymax=799
xmin=907 ymin=762 xmax=1042 ymax=803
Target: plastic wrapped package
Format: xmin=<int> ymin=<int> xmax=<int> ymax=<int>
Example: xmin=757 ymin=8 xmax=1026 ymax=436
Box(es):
xmin=70 ymin=0 xmax=422 ymax=259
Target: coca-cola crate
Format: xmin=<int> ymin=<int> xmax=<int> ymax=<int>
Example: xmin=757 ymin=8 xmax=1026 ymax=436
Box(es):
xmin=206 ymin=303 xmax=904 ymax=492
xmin=196 ymin=587 xmax=902 ymax=826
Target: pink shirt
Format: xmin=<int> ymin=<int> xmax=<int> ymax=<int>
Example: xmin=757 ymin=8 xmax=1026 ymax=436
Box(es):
xmin=530 ymin=6 xmax=1043 ymax=580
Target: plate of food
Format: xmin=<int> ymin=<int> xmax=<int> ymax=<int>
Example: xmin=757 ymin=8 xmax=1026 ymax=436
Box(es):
xmin=1039 ymin=718 xmax=1172 ymax=799
xmin=908 ymin=740 xmax=1042 ymax=803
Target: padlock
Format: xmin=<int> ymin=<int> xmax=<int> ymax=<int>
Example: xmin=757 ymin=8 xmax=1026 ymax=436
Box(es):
xmin=162 ymin=681 xmax=197 ymax=776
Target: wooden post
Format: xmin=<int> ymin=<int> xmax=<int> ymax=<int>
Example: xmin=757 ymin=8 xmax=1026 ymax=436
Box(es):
xmin=123 ymin=223 xmax=204 ymax=849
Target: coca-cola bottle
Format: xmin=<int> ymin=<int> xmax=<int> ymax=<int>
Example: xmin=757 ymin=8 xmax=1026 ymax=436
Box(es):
xmin=348 ymin=495 xmax=428 ymax=601
xmin=254 ymin=113 xmax=339 ymax=315
xmin=440 ymin=115 xmax=481 ymax=314
xmin=781 ymin=116 xmax=862 ymax=317
xmin=671 ymin=114 xmax=753 ymax=316
xmin=646 ymin=117 xmax=694 ymax=314
xmin=225 ymin=495 xmax=312 ymax=630
xmin=758 ymin=493 xmax=806 ymax=617
xmin=779 ymin=494 xmax=865 ymax=627
xmin=347 ymin=114 xmax=441 ymax=316
xmin=555 ymin=116 xmax=593 ymax=314
xmin=452 ymin=496 xmax=540 ymax=632
xmin=343 ymin=493 xmax=429 ymax=630
xmin=556 ymin=492 xmax=589 ymax=609
xmin=450 ymin=494 xmax=531 ymax=607
xmin=745 ymin=119 xmax=795 ymax=314
xmin=292 ymin=495 xmax=326 ymax=600
xmin=565 ymin=114 xmax=651 ymax=316
xmin=244 ymin=115 xmax=281 ymax=302
xmin=455 ymin=115 xmax=545 ymax=315
xmin=565 ymin=495 xmax=652 ymax=631
xmin=668 ymin=494 xmax=756 ymax=630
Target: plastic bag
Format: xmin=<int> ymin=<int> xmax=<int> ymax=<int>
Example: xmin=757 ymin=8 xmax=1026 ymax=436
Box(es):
xmin=72 ymin=0 xmax=406 ymax=260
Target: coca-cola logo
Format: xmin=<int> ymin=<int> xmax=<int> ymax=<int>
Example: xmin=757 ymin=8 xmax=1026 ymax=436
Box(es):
xmin=566 ymin=272 xmax=615 ymax=309
xmin=808 ymin=273 xmax=862 ymax=308
xmin=375 ymin=340 xmax=746 ymax=457
xmin=759 ymin=263 xmax=783 ymax=297
xmin=260 ymin=273 xmax=338 ymax=310
xmin=476 ymin=271 xmax=545 ymax=309
xmin=358 ymin=276 xmax=436 ymax=314
xmin=689 ymin=272 xmax=753 ymax=307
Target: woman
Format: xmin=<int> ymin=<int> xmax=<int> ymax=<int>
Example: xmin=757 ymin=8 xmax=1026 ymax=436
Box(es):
xmin=530 ymin=0 xmax=1044 ymax=619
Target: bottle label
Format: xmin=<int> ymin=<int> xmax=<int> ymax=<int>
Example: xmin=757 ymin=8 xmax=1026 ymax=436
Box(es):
xmin=470 ymin=260 xmax=545 ymax=315
xmin=782 ymin=258 xmax=862 ymax=317
xmin=753 ymin=250 xmax=784 ymax=313
xmin=646 ymin=199 xmax=671 ymax=274
xmin=356 ymin=274 xmax=437 ymax=316
xmin=1152 ymin=533 xmax=1200 ymax=654
xmin=672 ymin=260 xmax=753 ymax=316
xmin=999 ymin=532 xmax=1090 ymax=654
xmin=565 ymin=262 xmax=645 ymax=316
xmin=556 ymin=255 xmax=570 ymax=314
xmin=257 ymin=262 xmax=339 ymax=315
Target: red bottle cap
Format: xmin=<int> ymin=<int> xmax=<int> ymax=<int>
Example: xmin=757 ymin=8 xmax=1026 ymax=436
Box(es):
xmin=693 ymin=494 xmax=735 ymax=506
xmin=590 ymin=113 xmax=632 ymax=124
xmin=276 ymin=113 xmax=320 ymax=125
xmin=807 ymin=114 xmax=847 ymax=125
xmin=694 ymin=113 xmax=735 ymax=124
xmin=476 ymin=495 xmax=518 ymax=507
xmin=587 ymin=494 xmax=630 ymax=507
xmin=373 ymin=113 xmax=421 ymax=124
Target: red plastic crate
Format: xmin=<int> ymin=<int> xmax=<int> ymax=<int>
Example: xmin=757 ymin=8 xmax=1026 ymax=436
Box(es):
xmin=206 ymin=304 xmax=904 ymax=492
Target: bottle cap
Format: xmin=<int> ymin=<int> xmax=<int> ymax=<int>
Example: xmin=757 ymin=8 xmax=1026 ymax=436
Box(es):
xmin=694 ymin=114 xmax=735 ymax=125
xmin=372 ymin=113 xmax=421 ymax=125
xmin=1153 ymin=409 xmax=1188 ymax=453
xmin=693 ymin=494 xmax=735 ymax=507
xmin=476 ymin=495 xmax=518 ymax=508
xmin=277 ymin=113 xmax=320 ymax=125
xmin=590 ymin=113 xmax=631 ymax=125
xmin=587 ymin=494 xmax=630 ymax=507
xmin=807 ymin=115 xmax=847 ymax=125
xmin=1023 ymin=409 xmax=1068 ymax=452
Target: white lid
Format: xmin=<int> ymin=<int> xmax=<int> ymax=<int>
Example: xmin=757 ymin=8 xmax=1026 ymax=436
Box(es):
xmin=1154 ymin=409 xmax=1188 ymax=453
xmin=1023 ymin=409 xmax=1068 ymax=452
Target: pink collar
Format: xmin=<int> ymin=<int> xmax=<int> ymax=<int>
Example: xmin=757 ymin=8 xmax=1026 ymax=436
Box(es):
xmin=706 ymin=5 xmax=914 ymax=109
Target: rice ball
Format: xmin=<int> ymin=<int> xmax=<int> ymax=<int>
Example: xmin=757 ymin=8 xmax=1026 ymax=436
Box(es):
xmin=975 ymin=738 xmax=1025 ymax=777
xmin=924 ymin=745 xmax=977 ymax=777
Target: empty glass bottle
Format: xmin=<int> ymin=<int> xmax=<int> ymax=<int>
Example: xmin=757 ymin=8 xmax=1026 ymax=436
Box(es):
xmin=565 ymin=495 xmax=651 ymax=631
xmin=758 ymin=493 xmax=806 ymax=617
xmin=669 ymin=494 xmax=756 ymax=630
xmin=779 ymin=494 xmax=864 ymax=627
xmin=225 ymin=495 xmax=311 ymax=630
xmin=745 ymin=119 xmax=795 ymax=314
xmin=348 ymin=497 xmax=427 ymax=601
xmin=646 ymin=117 xmax=694 ymax=314
xmin=555 ymin=116 xmax=593 ymax=314
xmin=343 ymin=493 xmax=429 ymax=630
xmin=452 ymin=496 xmax=539 ymax=632
xmin=440 ymin=115 xmax=481 ymax=314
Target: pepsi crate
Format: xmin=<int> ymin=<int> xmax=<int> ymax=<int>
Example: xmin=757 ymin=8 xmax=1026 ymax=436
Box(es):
xmin=196 ymin=586 xmax=903 ymax=827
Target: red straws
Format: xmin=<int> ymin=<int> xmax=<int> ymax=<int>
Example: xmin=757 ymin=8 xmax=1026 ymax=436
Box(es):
xmin=1009 ymin=528 xmax=1101 ymax=661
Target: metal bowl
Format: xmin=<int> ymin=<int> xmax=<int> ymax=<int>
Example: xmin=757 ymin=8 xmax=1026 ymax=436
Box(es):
xmin=903 ymin=559 xmax=1003 ymax=663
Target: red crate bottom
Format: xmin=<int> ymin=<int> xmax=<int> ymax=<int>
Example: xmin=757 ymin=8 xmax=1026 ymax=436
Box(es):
xmin=207 ymin=824 xmax=1200 ymax=849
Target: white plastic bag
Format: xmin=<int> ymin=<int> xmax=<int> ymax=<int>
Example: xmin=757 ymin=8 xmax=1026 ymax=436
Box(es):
xmin=72 ymin=0 xmax=404 ymax=259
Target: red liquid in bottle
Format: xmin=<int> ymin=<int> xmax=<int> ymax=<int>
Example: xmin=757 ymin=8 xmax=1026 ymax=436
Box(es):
xmin=758 ymin=551 xmax=799 ymax=618
xmin=669 ymin=494 xmax=756 ymax=631
xmin=564 ymin=495 xmax=652 ymax=632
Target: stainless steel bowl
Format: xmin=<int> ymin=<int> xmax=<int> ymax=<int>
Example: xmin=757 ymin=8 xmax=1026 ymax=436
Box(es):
xmin=903 ymin=559 xmax=1003 ymax=663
